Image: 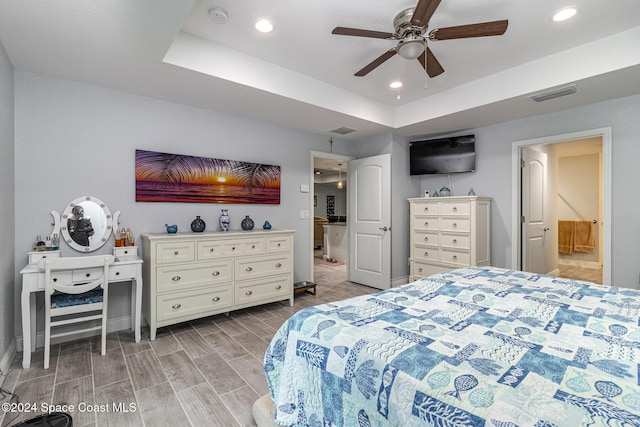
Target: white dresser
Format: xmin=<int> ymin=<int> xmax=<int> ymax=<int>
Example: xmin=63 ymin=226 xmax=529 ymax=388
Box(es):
xmin=409 ymin=196 xmax=491 ymax=281
xmin=141 ymin=229 xmax=294 ymax=339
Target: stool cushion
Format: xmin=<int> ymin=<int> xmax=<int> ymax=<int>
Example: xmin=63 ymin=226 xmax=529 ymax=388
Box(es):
xmin=51 ymin=288 xmax=103 ymax=308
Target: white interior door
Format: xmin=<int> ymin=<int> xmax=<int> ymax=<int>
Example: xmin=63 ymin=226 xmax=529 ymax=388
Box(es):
xmin=348 ymin=154 xmax=391 ymax=289
xmin=522 ymin=148 xmax=548 ymax=274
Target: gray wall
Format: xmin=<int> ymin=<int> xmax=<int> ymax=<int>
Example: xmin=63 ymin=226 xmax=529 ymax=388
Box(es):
xmin=416 ymin=93 xmax=640 ymax=289
xmin=0 ymin=40 xmax=15 ymax=369
xmin=13 ymin=71 xmax=358 ymax=338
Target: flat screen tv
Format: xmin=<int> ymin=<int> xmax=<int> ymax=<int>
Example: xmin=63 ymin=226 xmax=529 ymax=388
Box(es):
xmin=409 ymin=135 xmax=476 ymax=175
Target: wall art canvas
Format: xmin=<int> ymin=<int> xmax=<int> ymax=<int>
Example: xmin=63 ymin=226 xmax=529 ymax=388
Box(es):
xmin=135 ymin=149 xmax=281 ymax=204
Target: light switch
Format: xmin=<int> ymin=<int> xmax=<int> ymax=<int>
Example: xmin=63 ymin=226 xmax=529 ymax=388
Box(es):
xmin=300 ymin=210 xmax=310 ymax=219
xmin=300 ymin=184 xmax=310 ymax=193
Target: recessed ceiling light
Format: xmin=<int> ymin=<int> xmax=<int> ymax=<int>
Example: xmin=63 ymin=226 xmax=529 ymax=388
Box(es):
xmin=553 ymin=7 xmax=577 ymax=22
xmin=390 ymin=81 xmax=403 ymax=89
xmin=255 ymin=19 xmax=274 ymax=33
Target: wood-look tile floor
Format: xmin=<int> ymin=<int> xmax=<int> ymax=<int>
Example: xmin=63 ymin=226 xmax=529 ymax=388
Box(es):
xmin=1 ymin=259 xmax=372 ymax=427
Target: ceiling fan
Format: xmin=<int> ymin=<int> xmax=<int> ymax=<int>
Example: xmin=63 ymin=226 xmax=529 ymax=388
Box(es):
xmin=331 ymin=0 xmax=508 ymax=78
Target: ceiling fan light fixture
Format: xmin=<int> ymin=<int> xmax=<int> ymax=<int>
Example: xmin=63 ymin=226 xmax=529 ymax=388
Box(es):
xmin=397 ymin=37 xmax=425 ymax=60
xmin=255 ymin=18 xmax=274 ymax=33
xmin=389 ymin=81 xmax=403 ymax=89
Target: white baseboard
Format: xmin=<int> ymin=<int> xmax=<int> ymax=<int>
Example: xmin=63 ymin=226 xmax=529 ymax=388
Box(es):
xmin=16 ymin=315 xmax=133 ymax=352
xmin=0 ymin=339 xmax=17 ymax=388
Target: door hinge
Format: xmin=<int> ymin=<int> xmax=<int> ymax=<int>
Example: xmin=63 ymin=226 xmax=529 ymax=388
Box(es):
xmin=521 ymin=215 xmax=525 ymax=223
xmin=520 ymin=159 xmax=525 ymax=168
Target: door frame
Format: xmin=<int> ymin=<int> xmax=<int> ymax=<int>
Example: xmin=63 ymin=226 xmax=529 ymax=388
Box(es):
xmin=309 ymin=150 xmax=353 ymax=283
xmin=511 ymin=127 xmax=612 ymax=285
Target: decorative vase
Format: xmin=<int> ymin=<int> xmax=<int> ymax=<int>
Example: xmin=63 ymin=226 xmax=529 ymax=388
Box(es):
xmin=439 ymin=186 xmax=451 ymax=197
xmin=241 ymin=215 xmax=254 ymax=231
xmin=263 ymin=220 xmax=272 ymax=230
xmin=190 ymin=216 xmax=206 ymax=232
xmin=165 ymin=224 xmax=178 ymax=234
xmin=219 ymin=209 xmax=230 ymax=231
xmin=468 ymin=187 xmax=476 ymax=196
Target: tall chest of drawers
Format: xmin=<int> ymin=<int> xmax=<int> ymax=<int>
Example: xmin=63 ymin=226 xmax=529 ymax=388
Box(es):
xmin=142 ymin=229 xmax=294 ymax=339
xmin=409 ymin=196 xmax=491 ymax=281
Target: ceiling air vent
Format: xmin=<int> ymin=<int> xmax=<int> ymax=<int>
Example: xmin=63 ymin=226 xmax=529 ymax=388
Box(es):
xmin=528 ymin=85 xmax=577 ymax=102
xmin=330 ymin=127 xmax=356 ymax=135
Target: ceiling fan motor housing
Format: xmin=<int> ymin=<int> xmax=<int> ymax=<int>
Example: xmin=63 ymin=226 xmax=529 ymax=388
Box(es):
xmin=394 ymin=8 xmax=427 ymax=37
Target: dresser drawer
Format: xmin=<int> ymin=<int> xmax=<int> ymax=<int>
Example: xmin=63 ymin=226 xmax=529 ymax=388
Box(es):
xmin=235 ymin=275 xmax=291 ymax=306
xmin=439 ymin=218 xmax=470 ymax=232
xmin=412 ymin=203 xmax=438 ymax=216
xmin=266 ymin=235 xmax=292 ymax=253
xmin=414 ymin=231 xmax=439 ymax=246
xmin=440 ymin=201 xmax=470 ymax=216
xmin=410 ymin=261 xmax=451 ymax=279
xmin=157 ymin=261 xmax=233 ymax=293
xmin=440 ymin=234 xmax=470 ymax=250
xmin=197 ymin=237 xmax=265 ymax=260
xmin=156 ymin=242 xmax=195 ymax=264
xmin=235 ymin=255 xmax=291 ymax=281
xmin=440 ymin=250 xmax=470 ymax=266
xmin=412 ymin=216 xmax=439 ymax=231
xmin=157 ymin=286 xmax=233 ymax=322
xmin=411 ymin=246 xmax=439 ymax=262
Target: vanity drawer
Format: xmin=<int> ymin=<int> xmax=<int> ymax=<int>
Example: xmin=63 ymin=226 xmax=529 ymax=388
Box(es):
xmin=157 ymin=286 xmax=233 ymax=322
xmin=439 ymin=201 xmax=470 ymax=216
xmin=156 ymin=261 xmax=233 ymax=293
xmin=440 ymin=250 xmax=470 ymax=266
xmin=110 ymin=264 xmax=137 ymax=281
xmin=235 ymin=275 xmax=291 ymax=306
xmin=235 ymin=255 xmax=291 ymax=281
xmin=29 ymin=250 xmax=61 ymax=265
xmin=113 ymin=246 xmax=137 ymax=257
xmin=266 ymin=235 xmax=292 ymax=253
xmin=156 ymin=242 xmax=195 ymax=265
xmin=439 ymin=218 xmax=470 ymax=232
xmin=440 ymin=234 xmax=470 ymax=250
xmin=197 ymin=237 xmax=265 ymax=260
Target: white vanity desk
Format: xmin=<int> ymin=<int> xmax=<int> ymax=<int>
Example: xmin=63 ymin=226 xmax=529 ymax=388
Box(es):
xmin=20 ymin=196 xmax=143 ymax=369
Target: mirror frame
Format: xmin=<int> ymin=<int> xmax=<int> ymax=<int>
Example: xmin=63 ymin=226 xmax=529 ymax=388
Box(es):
xmin=60 ymin=195 xmax=114 ymax=252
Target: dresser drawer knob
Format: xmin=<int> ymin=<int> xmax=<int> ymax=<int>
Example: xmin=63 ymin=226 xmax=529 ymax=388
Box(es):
xmin=245 ymin=267 xmax=253 ymax=272
xmin=232 ymin=247 xmax=236 ymax=251
xmin=174 ymin=251 xmax=179 ymax=255
xmin=275 ymin=263 xmax=282 ymax=268
xmin=424 ymin=251 xmax=429 ymax=257
xmin=172 ymin=276 xmax=181 ymax=281
xmin=418 ymin=268 xmax=423 ymax=273
xmin=212 ymin=271 xmax=220 ymax=276
xmin=115 ymin=271 xmax=120 ymax=276
xmin=275 ymin=285 xmax=282 ymax=290
xmin=277 ymin=243 xmax=281 ymax=247
xmin=252 ymin=245 xmax=255 ymax=249
xmin=86 ymin=273 xmax=91 ymax=277
xmin=452 ymin=239 xmax=458 ymax=244
xmin=452 ymin=255 xmax=458 ymax=260
xmin=452 ymin=206 xmax=458 ymax=212
xmin=53 ymin=278 xmax=58 ymax=282
xmin=212 ymin=296 xmax=220 ymax=302
xmin=424 ymin=222 xmax=429 ymax=226
xmin=424 ymin=236 xmax=429 ymax=241
xmin=452 ymin=223 xmax=457 ymax=228
xmin=245 ymin=290 xmax=253 ymax=296
xmin=210 ymin=248 xmax=214 ymax=252
xmin=172 ymin=304 xmax=181 ymax=309
xmin=424 ymin=207 xmax=429 ymax=211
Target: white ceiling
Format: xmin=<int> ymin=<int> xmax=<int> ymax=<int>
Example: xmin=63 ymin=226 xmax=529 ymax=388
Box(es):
xmin=1 ymin=0 xmax=640 ymax=141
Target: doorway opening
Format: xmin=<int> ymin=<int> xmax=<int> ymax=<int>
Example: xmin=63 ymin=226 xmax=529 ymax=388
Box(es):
xmin=512 ymin=128 xmax=611 ymax=285
xmin=309 ymin=151 xmax=351 ymax=286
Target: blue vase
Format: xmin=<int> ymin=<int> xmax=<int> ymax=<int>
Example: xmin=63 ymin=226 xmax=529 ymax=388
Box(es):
xmin=219 ymin=209 xmax=230 ymax=231
xmin=263 ymin=220 xmax=272 ymax=230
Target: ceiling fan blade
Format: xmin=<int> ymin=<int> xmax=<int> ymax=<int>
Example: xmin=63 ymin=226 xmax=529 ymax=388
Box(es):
xmin=355 ymin=49 xmax=397 ymax=76
xmin=411 ymin=0 xmax=442 ymax=27
xmin=429 ymin=20 xmax=508 ymax=40
xmin=418 ymin=47 xmax=444 ymax=78
xmin=332 ymin=27 xmax=395 ymax=39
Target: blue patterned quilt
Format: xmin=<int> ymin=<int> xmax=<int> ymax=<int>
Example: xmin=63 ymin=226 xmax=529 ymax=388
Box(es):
xmin=264 ymin=266 xmax=640 ymax=427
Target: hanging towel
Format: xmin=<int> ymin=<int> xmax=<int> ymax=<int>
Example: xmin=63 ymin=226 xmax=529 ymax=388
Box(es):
xmin=558 ymin=220 xmax=575 ymax=254
xmin=574 ymin=220 xmax=595 ymax=252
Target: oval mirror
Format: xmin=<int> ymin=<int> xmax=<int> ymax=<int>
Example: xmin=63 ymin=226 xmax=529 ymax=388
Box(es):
xmin=60 ymin=196 xmax=113 ymax=252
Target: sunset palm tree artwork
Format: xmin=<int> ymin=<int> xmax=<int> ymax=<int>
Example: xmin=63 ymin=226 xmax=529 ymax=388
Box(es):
xmin=135 ymin=149 xmax=280 ymax=204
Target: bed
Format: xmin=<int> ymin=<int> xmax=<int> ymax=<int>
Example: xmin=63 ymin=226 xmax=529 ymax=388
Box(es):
xmin=262 ymin=266 xmax=640 ymax=426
